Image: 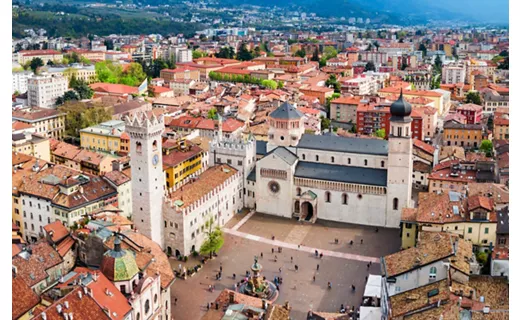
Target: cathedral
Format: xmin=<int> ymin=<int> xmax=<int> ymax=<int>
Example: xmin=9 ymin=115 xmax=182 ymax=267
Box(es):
xmin=124 ymin=92 xmax=413 ymax=255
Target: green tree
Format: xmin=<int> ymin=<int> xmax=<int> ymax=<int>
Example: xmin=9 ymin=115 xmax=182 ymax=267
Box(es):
xmin=73 ymin=81 xmax=94 ymax=99
xmin=30 ymin=57 xmax=44 ymax=73
xmin=237 ymin=43 xmax=253 ymax=61
xmin=375 ymin=128 xmax=386 ymax=138
xmin=216 ymin=47 xmax=235 ymax=59
xmin=69 ymin=73 xmax=79 ymax=88
xmin=465 ymin=92 xmax=482 ymax=105
xmin=325 ymin=74 xmax=341 ymax=93
xmin=199 ymin=217 xmax=224 ymax=258
xmin=476 ymin=252 xmax=489 ymax=265
xmin=480 ymin=139 xmax=493 ymax=156
xmin=207 ymin=108 xmax=218 ymax=120
xmin=364 ymin=61 xmax=376 ymax=72
xmin=419 ymin=43 xmax=427 ymax=58
xmin=58 ymin=102 xmax=113 ymax=137
xmin=311 ymin=47 xmax=319 ymax=62
xmin=323 ymin=46 xmax=338 ymax=60
xmin=434 ymin=55 xmax=443 ymax=73
xmin=294 ymin=49 xmax=306 ymax=58
xmin=261 ymin=79 xmax=278 ymax=89
xmin=320 ymin=116 xmax=331 ymax=131
xmin=253 ymin=46 xmax=262 ymax=58
xmin=192 ymin=50 xmax=204 ymax=59
xmin=277 ymin=81 xmax=284 ymax=89
xmin=104 ymin=39 xmax=114 ymax=51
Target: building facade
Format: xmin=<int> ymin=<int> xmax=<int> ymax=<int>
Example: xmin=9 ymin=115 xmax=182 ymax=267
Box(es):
xmin=27 ymin=74 xmax=68 ymax=109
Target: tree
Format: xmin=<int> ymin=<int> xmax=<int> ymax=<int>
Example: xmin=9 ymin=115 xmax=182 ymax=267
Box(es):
xmin=199 ymin=217 xmax=224 ymax=258
xmin=375 ymin=128 xmax=386 ymax=138
xmin=261 ymin=79 xmax=277 ymax=90
xmin=465 ymin=92 xmax=482 ymax=105
xmin=69 ymin=74 xmax=79 ymax=88
xmin=419 ymin=43 xmax=427 ymax=58
xmin=325 ymin=74 xmax=341 ymax=93
xmin=373 ymin=41 xmax=380 ymax=50
xmin=320 ymin=116 xmax=331 ymax=131
xmin=192 ymin=50 xmax=204 ymax=59
xmin=294 ymin=49 xmax=306 ymax=58
xmin=30 ymin=57 xmax=44 ymax=73
xmin=434 ymin=55 xmax=443 ymax=73
xmin=73 ymin=81 xmax=94 ymax=99
xmin=237 ymin=43 xmax=253 ymax=61
xmin=207 ymin=108 xmax=218 ymax=120
xmin=104 ymin=39 xmax=114 ymax=51
xmin=364 ymin=61 xmax=376 ymax=72
xmin=58 ymin=102 xmax=113 ymax=137
xmin=480 ymin=140 xmax=493 ymax=156
xmin=323 ymin=46 xmax=338 ymax=60
xmin=311 ymin=48 xmax=319 ymax=62
xmin=216 ymin=47 xmax=235 ymax=59
xmin=277 ymin=81 xmax=284 ymax=89
xmin=253 ymin=46 xmax=261 ymax=58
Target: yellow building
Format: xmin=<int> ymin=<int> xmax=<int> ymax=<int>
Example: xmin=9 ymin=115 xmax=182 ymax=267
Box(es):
xmin=401 ymin=192 xmax=497 ymax=252
xmin=12 ymin=107 xmax=66 ymax=140
xmin=493 ymin=112 xmax=509 ymax=140
xmin=162 ymin=139 xmax=204 ymax=190
xmin=378 ymin=87 xmax=444 ymax=114
xmin=12 ymin=132 xmax=51 ymax=162
xmin=80 ymin=120 xmax=127 ymax=154
xmin=47 ymin=65 xmax=97 ymax=84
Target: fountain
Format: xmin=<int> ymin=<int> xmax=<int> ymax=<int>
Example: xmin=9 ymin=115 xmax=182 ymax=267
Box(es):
xmin=238 ymin=256 xmax=279 ymax=302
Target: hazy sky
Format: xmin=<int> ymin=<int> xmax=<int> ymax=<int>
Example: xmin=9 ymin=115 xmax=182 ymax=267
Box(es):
xmin=424 ymin=0 xmax=509 ymax=23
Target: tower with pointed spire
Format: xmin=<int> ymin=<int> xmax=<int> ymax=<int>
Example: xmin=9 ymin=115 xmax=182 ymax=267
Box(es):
xmin=386 ymin=90 xmax=413 ymax=227
xmin=124 ymin=112 xmax=165 ymax=247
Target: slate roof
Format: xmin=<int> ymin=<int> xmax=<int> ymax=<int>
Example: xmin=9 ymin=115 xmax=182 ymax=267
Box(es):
xmin=297 ymin=134 xmax=388 ymax=156
xmin=497 ymin=206 xmax=509 ymax=234
xmin=264 ymin=147 xmax=298 ymax=165
xmin=294 ymin=161 xmax=387 ymax=186
xmin=247 ymin=166 xmax=256 ymax=182
xmin=256 ymin=140 xmax=267 ymax=156
xmin=268 ymin=102 xmax=303 ymax=120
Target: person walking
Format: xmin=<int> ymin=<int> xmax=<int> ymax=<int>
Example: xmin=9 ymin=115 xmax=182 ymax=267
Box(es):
xmin=279 ymin=267 xmax=282 ymax=273
xmin=233 ymin=273 xmax=236 ymax=280
xmin=360 ymin=239 xmax=363 ymax=244
xmin=320 ymin=253 xmax=323 ymax=259
xmin=260 ymin=252 xmax=263 ymax=258
xmin=274 ymin=255 xmax=278 ymax=262
xmin=295 ymin=264 xmax=299 ymax=272
xmin=349 ymin=240 xmax=353 ymax=245
xmin=219 ymin=265 xmax=222 ymax=272
xmin=174 ymin=298 xmax=178 ymax=305
xmin=315 ymin=249 xmax=318 ymax=257
xmin=290 ymin=256 xmax=293 ymax=263
xmin=317 ymin=264 xmax=320 ymax=271
xmin=328 ymin=282 xmax=332 ymax=289
xmin=313 ymin=275 xmax=316 ymax=282
xmin=272 ymin=248 xmax=274 ymax=254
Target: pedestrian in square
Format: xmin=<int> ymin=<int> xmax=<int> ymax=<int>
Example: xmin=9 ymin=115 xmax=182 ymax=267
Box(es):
xmin=317 ymin=264 xmax=320 ymax=271
xmin=295 ymin=264 xmax=299 ymax=272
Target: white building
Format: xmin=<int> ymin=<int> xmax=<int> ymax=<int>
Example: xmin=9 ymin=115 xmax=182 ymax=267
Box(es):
xmin=176 ymin=48 xmax=193 ymax=63
xmin=244 ymin=99 xmax=413 ymax=228
xmin=442 ymin=62 xmax=466 ymax=84
xmin=27 ymin=73 xmax=68 ymax=109
xmin=12 ymin=71 xmax=34 ymax=94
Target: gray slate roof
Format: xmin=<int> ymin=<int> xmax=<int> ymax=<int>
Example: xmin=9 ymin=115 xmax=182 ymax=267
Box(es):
xmin=247 ymin=166 xmax=256 ymax=182
xmin=265 ymin=147 xmax=298 ymax=165
xmin=268 ymin=102 xmax=303 ymax=120
xmin=256 ymin=140 xmax=267 ymax=156
xmin=296 ymin=134 xmax=388 ymax=156
xmin=295 ymin=161 xmax=388 ymax=186
xmin=497 ymin=206 xmax=509 ymax=234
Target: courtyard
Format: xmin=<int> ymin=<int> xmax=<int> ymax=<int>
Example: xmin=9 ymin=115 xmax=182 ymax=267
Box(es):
xmin=170 ymin=212 xmax=401 ymax=320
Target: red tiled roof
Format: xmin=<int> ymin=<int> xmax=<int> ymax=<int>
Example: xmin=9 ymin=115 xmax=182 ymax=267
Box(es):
xmin=57 ymin=236 xmax=75 ymax=257
xmin=413 ymin=139 xmax=435 ymax=155
xmin=468 ymin=195 xmax=494 ymax=212
xmin=12 ymin=276 xmax=40 ymax=319
xmin=43 ymin=221 xmax=69 ymax=243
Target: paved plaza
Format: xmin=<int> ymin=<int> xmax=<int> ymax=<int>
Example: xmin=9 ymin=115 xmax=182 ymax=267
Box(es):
xmin=170 ymin=212 xmax=401 ymax=320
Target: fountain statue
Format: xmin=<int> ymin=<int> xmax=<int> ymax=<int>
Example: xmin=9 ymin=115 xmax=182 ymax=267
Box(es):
xmin=238 ymin=256 xmax=279 ymax=302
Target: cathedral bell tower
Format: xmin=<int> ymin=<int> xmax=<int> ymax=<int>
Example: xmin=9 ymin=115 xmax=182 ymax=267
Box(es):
xmin=125 ymin=112 xmax=165 ymax=247
xmin=266 ymin=102 xmax=305 ymax=152
xmin=386 ymin=90 xmax=413 ymax=228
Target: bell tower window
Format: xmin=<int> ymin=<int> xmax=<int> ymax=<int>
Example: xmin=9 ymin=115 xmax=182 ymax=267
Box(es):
xmin=136 ymin=141 xmax=142 ymax=154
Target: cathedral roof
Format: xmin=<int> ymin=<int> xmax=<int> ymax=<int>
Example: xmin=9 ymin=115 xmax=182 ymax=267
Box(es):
xmin=297 ymin=134 xmax=388 ymax=156
xmin=295 ymin=161 xmax=388 ymax=186
xmin=265 ymin=147 xmax=298 ymax=165
xmin=100 ymin=236 xmax=140 ymax=282
xmin=268 ymin=101 xmax=304 ymax=120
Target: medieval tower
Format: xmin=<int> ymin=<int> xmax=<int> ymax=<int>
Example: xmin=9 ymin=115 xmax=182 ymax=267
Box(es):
xmin=125 ymin=112 xmax=165 ymax=247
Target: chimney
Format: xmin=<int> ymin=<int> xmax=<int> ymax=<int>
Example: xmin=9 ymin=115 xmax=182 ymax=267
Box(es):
xmin=64 ymin=301 xmax=69 ymax=309
xmin=69 ymin=313 xmax=74 ymax=320
xmin=56 ymin=305 xmax=62 ymax=314
xmin=78 ymin=291 xmax=82 ymax=299
xmin=41 ymin=313 xmax=47 ymax=320
xmin=261 ymin=299 xmax=268 ymax=310
xmin=64 ymin=313 xmax=69 ymax=320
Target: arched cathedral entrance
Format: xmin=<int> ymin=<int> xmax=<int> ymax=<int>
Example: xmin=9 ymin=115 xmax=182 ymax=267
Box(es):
xmin=301 ymin=202 xmax=314 ymax=221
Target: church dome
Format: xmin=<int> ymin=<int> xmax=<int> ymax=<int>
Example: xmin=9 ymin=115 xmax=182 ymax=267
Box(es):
xmin=100 ymin=236 xmax=140 ymax=282
xmin=390 ymin=90 xmax=412 ymax=120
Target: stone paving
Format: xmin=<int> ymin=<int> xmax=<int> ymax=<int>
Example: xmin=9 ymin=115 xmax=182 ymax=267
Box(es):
xmin=170 ymin=212 xmax=401 ymax=320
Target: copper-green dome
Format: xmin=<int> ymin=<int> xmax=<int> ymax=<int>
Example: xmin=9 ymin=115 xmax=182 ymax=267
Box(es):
xmin=100 ymin=236 xmax=140 ymax=282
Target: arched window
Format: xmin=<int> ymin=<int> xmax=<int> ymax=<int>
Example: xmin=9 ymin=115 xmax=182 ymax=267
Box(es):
xmin=136 ymin=141 xmax=142 ymax=154
xmin=429 ymin=267 xmax=437 ymax=280
xmin=145 ymin=300 xmax=150 ymax=314
xmin=348 ymin=158 xmax=351 ymax=164
xmin=302 ymin=154 xmax=306 ymax=160
xmin=342 ymin=193 xmax=348 ymax=205
xmin=316 ymin=155 xmax=319 ymax=161
xmin=381 ymin=161 xmax=385 ymax=168
xmin=331 ymin=156 xmax=335 ymax=163
xmin=136 ymin=313 xmax=141 ymax=320
xmin=325 ymin=191 xmax=331 ymax=203
xmin=393 ymin=198 xmax=399 ymax=210
xmin=152 ymin=140 xmax=158 ymax=151
xmin=296 ymin=187 xmax=301 ymax=196
xmin=364 ymin=159 xmax=368 ymax=166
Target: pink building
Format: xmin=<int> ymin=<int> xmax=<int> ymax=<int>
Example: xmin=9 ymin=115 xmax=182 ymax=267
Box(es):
xmin=456 ymin=103 xmax=483 ymax=124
